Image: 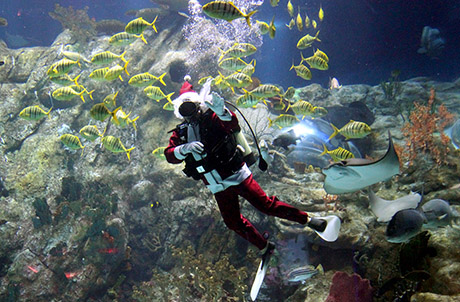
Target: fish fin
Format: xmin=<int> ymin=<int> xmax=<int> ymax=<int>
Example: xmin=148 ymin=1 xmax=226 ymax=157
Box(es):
xmin=317 ymin=264 xmax=324 ymax=275
xmin=165 ymin=92 xmax=175 ymax=103
xmin=150 ymin=16 xmax=158 ymax=33
xmin=125 ymin=147 xmax=136 ymax=161
xmin=320 ymin=144 xmax=328 ymax=156
xmin=139 ymin=33 xmax=147 ymax=44
xmin=157 ymin=72 xmax=167 ymax=86
xmin=123 ymin=60 xmax=130 ymax=76
xmin=327 ymin=123 xmax=339 ymax=141
xmin=245 ymin=10 xmax=258 ymax=27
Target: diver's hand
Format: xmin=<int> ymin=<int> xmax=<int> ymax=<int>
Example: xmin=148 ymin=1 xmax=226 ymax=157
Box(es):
xmin=205 ymin=92 xmax=225 ymax=116
xmin=177 ymin=141 xmax=204 ymax=155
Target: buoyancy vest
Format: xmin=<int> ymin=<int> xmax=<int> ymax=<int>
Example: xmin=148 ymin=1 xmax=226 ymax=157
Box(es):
xmin=175 ymin=110 xmax=244 ymax=180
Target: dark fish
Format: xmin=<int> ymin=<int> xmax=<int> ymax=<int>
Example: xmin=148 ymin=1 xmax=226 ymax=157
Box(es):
xmin=422 ymin=199 xmax=457 ymax=229
xmin=272 ymin=129 xmax=299 ymax=150
xmin=386 ymin=209 xmax=426 ymax=243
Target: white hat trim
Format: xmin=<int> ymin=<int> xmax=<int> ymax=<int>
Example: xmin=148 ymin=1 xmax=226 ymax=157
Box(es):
xmin=173 ymin=78 xmax=213 ymax=119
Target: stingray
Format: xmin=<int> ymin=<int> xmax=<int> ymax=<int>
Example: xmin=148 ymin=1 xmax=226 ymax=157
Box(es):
xmin=322 ymin=131 xmax=400 ymax=194
xmin=368 ymin=190 xmax=422 ymax=222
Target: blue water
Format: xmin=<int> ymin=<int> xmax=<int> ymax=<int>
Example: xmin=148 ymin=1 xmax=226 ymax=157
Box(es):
xmin=0 ymin=0 xmax=458 ymax=86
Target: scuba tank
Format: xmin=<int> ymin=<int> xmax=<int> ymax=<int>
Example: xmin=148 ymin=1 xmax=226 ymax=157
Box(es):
xmin=234 ymin=130 xmax=256 ymax=167
xmin=225 ymin=101 xmax=268 ymax=171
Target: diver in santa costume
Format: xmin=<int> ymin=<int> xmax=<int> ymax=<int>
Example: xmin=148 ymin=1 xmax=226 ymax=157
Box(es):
xmin=164 ymin=76 xmax=316 ymax=253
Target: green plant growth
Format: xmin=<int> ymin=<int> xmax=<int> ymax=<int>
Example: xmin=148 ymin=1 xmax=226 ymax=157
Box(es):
xmin=380 ymin=70 xmax=405 ymax=121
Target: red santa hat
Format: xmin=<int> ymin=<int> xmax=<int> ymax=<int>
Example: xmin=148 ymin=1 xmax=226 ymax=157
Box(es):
xmin=173 ymin=75 xmax=211 ymax=119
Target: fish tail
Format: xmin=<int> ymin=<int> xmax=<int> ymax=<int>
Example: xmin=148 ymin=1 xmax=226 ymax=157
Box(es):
xmin=123 ymin=60 xmax=130 ymax=76
xmin=78 ymin=90 xmax=86 ymax=103
xmin=315 ymin=30 xmax=321 ymax=41
xmin=111 ymin=106 xmax=122 ymax=124
xmin=157 ymin=72 xmax=167 ymax=86
xmin=327 ymin=123 xmax=339 ymax=141
xmin=125 ymin=147 xmax=135 ymax=161
xmin=76 ymin=58 xmax=81 ymax=68
xmin=319 ymin=143 xmax=328 ymax=156
xmin=218 ymin=47 xmax=226 ymax=62
xmin=87 ymin=90 xmax=95 ymax=101
xmin=290 ymin=59 xmax=295 ymax=71
xmin=268 ymin=116 xmax=273 ymax=128
xmin=120 ymin=51 xmax=127 ymax=63
xmin=165 ymin=92 xmax=175 ymax=103
xmin=73 ymin=73 xmax=82 ymax=86
xmin=139 ymin=33 xmax=148 ymax=44
xmin=130 ymin=116 xmax=139 ymax=131
xmin=300 ymin=52 xmax=306 ymax=63
xmin=245 ymin=10 xmax=257 ymax=27
xmin=46 ymin=107 xmax=53 ymax=119
xmin=80 ymin=145 xmax=85 ymax=157
xmin=150 ymin=16 xmax=158 ymax=33
xmin=317 ymin=264 xmax=324 ymax=275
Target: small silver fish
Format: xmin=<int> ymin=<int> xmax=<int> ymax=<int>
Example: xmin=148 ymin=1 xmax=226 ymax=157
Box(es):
xmin=286 ymin=264 xmax=323 ymax=284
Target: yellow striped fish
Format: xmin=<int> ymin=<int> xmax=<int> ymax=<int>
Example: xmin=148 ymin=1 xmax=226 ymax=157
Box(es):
xmin=128 ymin=72 xmax=166 ymax=87
xmin=287 ymin=100 xmax=315 ymax=118
xmin=218 ymin=43 xmax=257 ymax=61
xmin=314 ymin=48 xmax=329 ymax=62
xmin=101 ymin=136 xmax=135 ymax=160
xmin=297 ymin=31 xmax=321 ymax=49
xmin=296 ymin=9 xmax=303 ymax=31
xmin=268 ymin=114 xmax=300 ymax=129
xmin=287 ymin=0 xmax=294 ymax=17
xmin=52 ymin=86 xmax=90 ymax=103
xmin=89 ymin=67 xmax=109 ymax=81
xmin=104 ymin=61 xmax=130 ymax=82
xmin=202 ymin=1 xmax=257 ymax=27
xmin=111 ymin=109 xmax=139 ymax=131
xmin=268 ymin=15 xmax=276 ymax=39
xmin=144 ymin=86 xmax=174 ymax=102
xmin=283 ymin=86 xmax=296 ymax=100
xmin=163 ymin=101 xmax=175 ymax=111
xmin=49 ymin=73 xmax=81 ymax=86
xmin=240 ymin=60 xmax=256 ymax=76
xmin=328 ymin=120 xmax=372 ymax=141
xmin=47 ymin=58 xmax=80 ymax=78
xmin=250 ymin=84 xmax=282 ymax=98
xmin=218 ymin=57 xmax=250 ymax=71
xmin=302 ymin=53 xmax=328 ymax=70
xmin=319 ymin=5 xmax=324 ymax=22
xmin=125 ymin=16 xmax=158 ymax=34
xmin=91 ymin=51 xmax=127 ymax=65
xmin=286 ymin=18 xmax=295 ymax=30
xmin=312 ymin=106 xmax=328 ymax=118
xmin=103 ymin=91 xmax=119 ymax=108
xmin=304 ymin=14 xmax=310 ymax=28
xmin=255 ymin=20 xmax=270 ymax=35
xmin=320 ymin=144 xmax=354 ymax=162
xmin=152 ymin=146 xmax=166 ymax=160
xmin=109 ymin=32 xmax=147 ymax=46
xmin=312 ymin=19 xmax=317 ymax=29
xmin=19 ymin=105 xmax=52 ymax=120
xmin=90 ymin=103 xmax=121 ymax=122
xmin=270 ymin=0 xmax=279 ymax=7
xmin=79 ymin=125 xmax=103 ymax=141
xmin=60 ymin=134 xmax=85 ymax=155
xmin=236 ymin=89 xmax=261 ymax=108
xmin=290 ymin=62 xmax=312 ymax=80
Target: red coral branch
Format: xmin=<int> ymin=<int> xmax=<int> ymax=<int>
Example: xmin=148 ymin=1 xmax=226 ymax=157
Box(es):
xmin=401 ymin=88 xmax=455 ymax=165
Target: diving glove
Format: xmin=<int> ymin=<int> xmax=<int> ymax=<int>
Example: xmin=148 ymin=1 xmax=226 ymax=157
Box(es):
xmin=177 ymin=141 xmax=204 ymax=155
xmin=205 ymin=92 xmax=226 ymax=116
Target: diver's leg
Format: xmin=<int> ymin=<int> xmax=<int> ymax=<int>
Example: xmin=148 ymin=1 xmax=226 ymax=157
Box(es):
xmin=214 ymin=186 xmax=267 ymax=250
xmin=238 ymin=174 xmax=309 ymax=224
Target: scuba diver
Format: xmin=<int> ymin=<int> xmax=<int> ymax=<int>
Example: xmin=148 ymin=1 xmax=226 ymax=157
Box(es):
xmin=164 ymin=76 xmax=328 ymax=254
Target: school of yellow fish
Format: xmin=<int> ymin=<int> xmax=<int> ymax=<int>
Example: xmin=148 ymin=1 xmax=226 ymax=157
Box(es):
xmin=19 ymin=1 xmax=370 ymax=164
xmin=198 ymin=1 xmax=370 ymax=162
xmin=19 ymin=15 xmax=175 ymax=161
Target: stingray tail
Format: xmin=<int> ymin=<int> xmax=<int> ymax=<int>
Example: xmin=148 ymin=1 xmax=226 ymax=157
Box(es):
xmin=327 ymin=123 xmax=340 ymax=141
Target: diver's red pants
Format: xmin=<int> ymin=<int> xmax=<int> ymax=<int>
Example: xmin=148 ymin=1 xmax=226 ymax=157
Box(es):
xmin=214 ymin=174 xmax=309 ymax=250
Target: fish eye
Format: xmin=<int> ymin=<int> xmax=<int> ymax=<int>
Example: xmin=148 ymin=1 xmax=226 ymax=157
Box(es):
xmin=0 ymin=61 xmax=4 ymax=66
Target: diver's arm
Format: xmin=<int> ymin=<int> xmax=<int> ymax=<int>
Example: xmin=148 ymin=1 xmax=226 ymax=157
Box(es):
xmin=164 ymin=130 xmax=187 ymax=164
xmin=206 ymin=92 xmax=232 ymax=121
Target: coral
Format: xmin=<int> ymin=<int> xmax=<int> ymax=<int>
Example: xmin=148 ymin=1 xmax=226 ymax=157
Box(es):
xmin=48 ymin=4 xmax=97 ymax=45
xmin=401 ymin=88 xmax=455 ymax=166
xmin=32 ymin=198 xmax=53 ymax=229
xmin=325 ymin=271 xmax=374 ymax=302
xmin=133 ymin=245 xmax=249 ymax=301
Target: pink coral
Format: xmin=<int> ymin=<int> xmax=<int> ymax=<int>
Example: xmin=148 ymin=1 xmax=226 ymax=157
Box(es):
xmin=325 ymin=271 xmax=374 ymax=302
